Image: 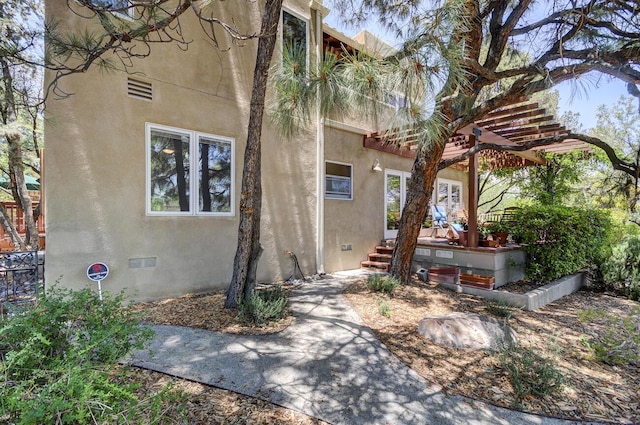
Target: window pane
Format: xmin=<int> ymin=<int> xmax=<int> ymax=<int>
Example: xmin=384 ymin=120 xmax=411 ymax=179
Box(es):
xmin=90 ymin=0 xmax=132 ymax=17
xmin=199 ymin=137 xmax=232 ymax=213
xmin=386 ymin=175 xmax=401 ymax=230
xmin=283 ymin=11 xmax=307 ymax=68
xmin=149 ymin=129 xmax=190 ymax=212
xmin=325 ymin=162 xmax=352 ymax=199
xmin=451 ymin=184 xmax=461 ymax=210
xmin=437 ymin=182 xmax=448 ymax=205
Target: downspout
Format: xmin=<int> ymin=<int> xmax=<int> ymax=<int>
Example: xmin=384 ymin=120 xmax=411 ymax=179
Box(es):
xmin=311 ymin=1 xmax=328 ymax=274
xmin=314 ymin=6 xmax=325 ymax=274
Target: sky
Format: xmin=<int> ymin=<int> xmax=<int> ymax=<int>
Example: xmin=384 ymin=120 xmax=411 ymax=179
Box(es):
xmin=555 ymin=79 xmax=628 ymax=131
xmin=323 ymin=12 xmax=629 ymax=133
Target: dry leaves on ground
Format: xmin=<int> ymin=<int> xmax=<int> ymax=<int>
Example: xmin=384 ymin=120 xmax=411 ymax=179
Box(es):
xmin=129 ymin=367 xmax=326 ymax=424
xmin=131 ymin=280 xmax=639 ymax=424
xmin=342 ymin=278 xmax=640 ymax=424
xmin=130 ymin=290 xmax=327 ymax=424
xmin=131 ymin=290 xmax=293 ymax=335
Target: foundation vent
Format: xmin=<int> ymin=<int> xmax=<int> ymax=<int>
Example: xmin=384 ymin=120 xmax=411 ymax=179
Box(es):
xmin=127 ymin=78 xmax=153 ymax=101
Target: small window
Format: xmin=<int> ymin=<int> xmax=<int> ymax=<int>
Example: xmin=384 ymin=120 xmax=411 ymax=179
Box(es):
xmin=91 ymin=0 xmax=133 ymax=18
xmin=147 ymin=123 xmax=234 ymax=216
xmin=325 ymin=161 xmax=352 ymax=200
xmin=384 ymin=92 xmax=407 ymax=110
xmin=282 ymin=10 xmax=308 ymax=71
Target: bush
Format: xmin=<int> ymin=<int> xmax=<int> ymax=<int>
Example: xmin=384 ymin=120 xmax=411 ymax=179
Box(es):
xmin=239 ymin=286 xmax=288 ymax=326
xmin=601 ymin=235 xmax=640 ymax=300
xmin=366 ymin=274 xmax=399 ymax=294
xmin=580 ymin=307 xmax=640 ymax=365
xmin=376 ymin=298 xmax=391 ymax=318
xmin=500 ymin=346 xmax=565 ymax=402
xmin=0 ymin=286 xmax=164 ymax=424
xmin=485 ymin=300 xmax=520 ymax=321
xmin=511 ymin=205 xmax=613 ymax=282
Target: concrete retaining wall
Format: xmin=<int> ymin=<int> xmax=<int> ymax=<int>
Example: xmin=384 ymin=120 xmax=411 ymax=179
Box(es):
xmin=436 ymin=272 xmax=586 ymax=311
xmin=413 ymin=246 xmax=525 ymax=287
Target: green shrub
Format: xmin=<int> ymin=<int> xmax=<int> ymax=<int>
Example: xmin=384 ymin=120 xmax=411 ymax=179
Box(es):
xmin=500 ymin=346 xmax=565 ymax=402
xmin=601 ymin=235 xmax=640 ymax=300
xmin=239 ymin=286 xmax=288 ymax=326
xmin=577 ymin=307 xmax=606 ymax=323
xmin=0 ymin=286 xmax=166 ymax=424
xmin=511 ymin=205 xmax=613 ymax=282
xmin=485 ymin=300 xmax=520 ymax=321
xmin=376 ymin=298 xmax=391 ymax=318
xmin=366 ymin=274 xmax=399 ymax=294
xmin=580 ymin=308 xmax=640 ymax=365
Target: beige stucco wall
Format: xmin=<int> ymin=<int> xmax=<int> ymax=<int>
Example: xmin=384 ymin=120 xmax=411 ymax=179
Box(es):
xmin=323 ymin=125 xmax=413 ymax=272
xmin=321 ymin=123 xmax=470 ymax=272
xmin=43 ymin=0 xmax=470 ymax=299
xmin=44 ymin=0 xmax=320 ymax=300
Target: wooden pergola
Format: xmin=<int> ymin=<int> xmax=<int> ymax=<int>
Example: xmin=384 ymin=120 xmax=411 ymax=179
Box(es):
xmin=364 ymin=100 xmax=593 ymax=248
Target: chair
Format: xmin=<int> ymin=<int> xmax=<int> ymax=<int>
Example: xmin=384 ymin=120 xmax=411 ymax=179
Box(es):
xmin=429 ymin=205 xmax=448 ymax=237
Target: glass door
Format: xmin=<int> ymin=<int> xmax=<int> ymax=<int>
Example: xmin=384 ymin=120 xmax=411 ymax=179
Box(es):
xmin=384 ymin=170 xmax=411 ymax=239
xmin=435 ymin=178 xmax=463 ymax=220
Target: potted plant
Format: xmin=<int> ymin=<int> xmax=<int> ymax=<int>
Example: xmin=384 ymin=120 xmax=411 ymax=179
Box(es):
xmin=486 ymin=221 xmax=511 ymax=245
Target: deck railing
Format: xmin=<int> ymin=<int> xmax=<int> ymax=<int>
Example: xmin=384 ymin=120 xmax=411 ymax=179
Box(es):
xmin=0 ymin=202 xmax=45 ymax=249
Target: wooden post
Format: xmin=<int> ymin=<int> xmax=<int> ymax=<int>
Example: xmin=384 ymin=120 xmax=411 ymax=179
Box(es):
xmin=467 ymin=132 xmax=479 ymax=248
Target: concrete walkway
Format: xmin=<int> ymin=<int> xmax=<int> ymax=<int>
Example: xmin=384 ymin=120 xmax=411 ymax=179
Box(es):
xmin=130 ymin=271 xmax=583 ymax=425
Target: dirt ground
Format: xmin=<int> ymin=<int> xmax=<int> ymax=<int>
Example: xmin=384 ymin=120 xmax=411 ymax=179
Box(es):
xmin=132 ymin=279 xmax=639 ymax=424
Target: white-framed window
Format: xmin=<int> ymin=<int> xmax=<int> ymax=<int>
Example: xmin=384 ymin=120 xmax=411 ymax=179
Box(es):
xmin=146 ymin=123 xmax=234 ymax=216
xmin=281 ymin=9 xmax=309 ymax=71
xmin=325 ymin=161 xmax=352 ymax=200
xmin=90 ymin=0 xmax=133 ymax=18
xmin=384 ymin=92 xmax=408 ymax=110
xmin=435 ymin=178 xmax=463 ymax=218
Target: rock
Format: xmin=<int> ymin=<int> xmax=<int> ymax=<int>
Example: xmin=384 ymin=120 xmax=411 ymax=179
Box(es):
xmin=417 ymin=312 xmax=518 ymax=351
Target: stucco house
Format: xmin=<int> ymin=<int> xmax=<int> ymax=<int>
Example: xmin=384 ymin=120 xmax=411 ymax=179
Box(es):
xmin=43 ymin=0 xmax=467 ymax=300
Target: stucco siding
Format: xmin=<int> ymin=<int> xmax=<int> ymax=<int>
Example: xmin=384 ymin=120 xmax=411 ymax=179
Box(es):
xmin=322 ymin=126 xmax=414 ymax=272
xmin=44 ymin=0 xmax=319 ymax=300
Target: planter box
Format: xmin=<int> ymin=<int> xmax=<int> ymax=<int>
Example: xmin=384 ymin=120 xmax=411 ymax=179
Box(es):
xmin=428 ymin=266 xmax=460 ymax=284
xmin=460 ymin=273 xmax=495 ymax=290
xmin=492 ymin=232 xmax=508 ymax=245
xmin=479 ymin=240 xmax=498 ymax=247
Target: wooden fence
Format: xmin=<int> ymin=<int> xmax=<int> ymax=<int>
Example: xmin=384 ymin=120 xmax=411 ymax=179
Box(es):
xmin=0 ymin=202 xmax=45 ymax=250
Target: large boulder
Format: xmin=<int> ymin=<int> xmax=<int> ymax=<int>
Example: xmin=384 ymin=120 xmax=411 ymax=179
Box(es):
xmin=417 ymin=313 xmax=517 ymax=351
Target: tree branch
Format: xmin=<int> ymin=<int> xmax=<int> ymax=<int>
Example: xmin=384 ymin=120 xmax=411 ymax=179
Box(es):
xmin=484 ymin=0 xmax=533 ymax=71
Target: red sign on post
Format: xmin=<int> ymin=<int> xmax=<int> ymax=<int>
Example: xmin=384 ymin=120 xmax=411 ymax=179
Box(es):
xmin=87 ymin=262 xmax=109 ymax=281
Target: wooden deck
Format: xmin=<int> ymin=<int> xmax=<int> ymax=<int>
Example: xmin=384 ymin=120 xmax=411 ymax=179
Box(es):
xmin=413 ymin=236 xmax=524 ymax=288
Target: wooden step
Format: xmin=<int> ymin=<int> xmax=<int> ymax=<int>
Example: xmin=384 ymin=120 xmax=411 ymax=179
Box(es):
xmin=368 ymin=253 xmax=392 ymax=262
xmin=375 ymin=246 xmax=394 ymax=254
xmin=360 ymin=260 xmax=390 ymax=272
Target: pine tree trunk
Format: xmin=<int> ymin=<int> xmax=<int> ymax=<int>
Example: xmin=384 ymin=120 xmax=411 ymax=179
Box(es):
xmin=7 ymin=136 xmax=39 ymax=250
xmin=0 ymin=56 xmax=38 ymax=250
xmin=390 ymin=136 xmax=449 ymax=283
xmin=225 ymin=0 xmax=283 ymax=309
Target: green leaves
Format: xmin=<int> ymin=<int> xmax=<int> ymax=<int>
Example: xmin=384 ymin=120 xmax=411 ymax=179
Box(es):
xmin=601 ymin=235 xmax=640 ymax=300
xmin=500 ymin=346 xmax=565 ymax=403
xmin=238 ymin=286 xmax=288 ymax=326
xmin=579 ymin=307 xmax=640 ymax=365
xmin=511 ymin=205 xmax=614 ymax=282
xmin=366 ymin=274 xmax=399 ymax=293
xmin=0 ymin=286 xmax=156 ymax=424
